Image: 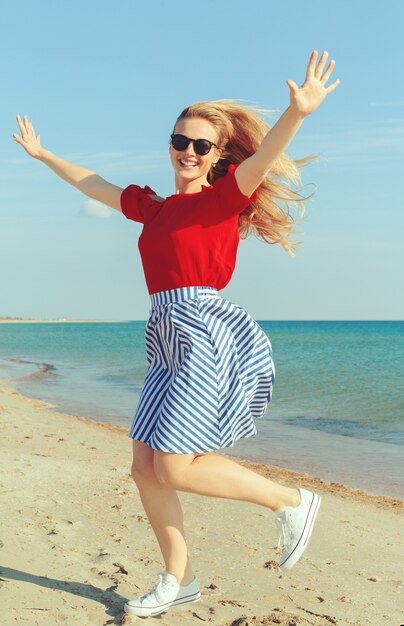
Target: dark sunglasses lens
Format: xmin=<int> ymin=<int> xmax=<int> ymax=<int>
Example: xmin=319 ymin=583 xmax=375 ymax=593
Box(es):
xmin=171 ymin=135 xmax=189 ymax=151
xmin=171 ymin=135 xmax=213 ymax=155
xmin=194 ymin=140 xmax=212 ymax=155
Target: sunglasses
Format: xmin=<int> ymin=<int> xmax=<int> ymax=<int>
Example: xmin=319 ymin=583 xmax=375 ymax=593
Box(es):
xmin=170 ymin=133 xmax=219 ymax=156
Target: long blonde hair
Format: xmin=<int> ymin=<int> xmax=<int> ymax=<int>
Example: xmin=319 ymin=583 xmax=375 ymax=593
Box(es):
xmin=173 ymin=99 xmax=317 ymax=256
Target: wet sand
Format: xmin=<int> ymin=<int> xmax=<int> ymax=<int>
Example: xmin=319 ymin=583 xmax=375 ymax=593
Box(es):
xmin=0 ymin=377 xmax=402 ymax=625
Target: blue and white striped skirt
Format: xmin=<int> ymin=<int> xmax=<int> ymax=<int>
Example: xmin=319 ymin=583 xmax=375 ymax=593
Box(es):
xmin=128 ymin=285 xmax=275 ymax=454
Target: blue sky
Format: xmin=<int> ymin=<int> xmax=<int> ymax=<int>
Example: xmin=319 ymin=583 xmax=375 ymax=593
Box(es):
xmin=1 ymin=0 xmax=403 ymax=320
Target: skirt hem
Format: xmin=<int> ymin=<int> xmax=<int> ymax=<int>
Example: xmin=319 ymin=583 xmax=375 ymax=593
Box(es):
xmin=127 ymin=424 xmax=259 ymax=455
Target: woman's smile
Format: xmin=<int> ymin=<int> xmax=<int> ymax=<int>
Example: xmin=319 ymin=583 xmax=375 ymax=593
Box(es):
xmin=178 ymin=158 xmax=199 ymax=169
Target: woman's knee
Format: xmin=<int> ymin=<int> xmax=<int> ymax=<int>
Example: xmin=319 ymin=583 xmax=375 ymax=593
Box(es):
xmin=153 ymin=451 xmax=196 ymax=488
xmin=131 ymin=440 xmax=156 ymax=487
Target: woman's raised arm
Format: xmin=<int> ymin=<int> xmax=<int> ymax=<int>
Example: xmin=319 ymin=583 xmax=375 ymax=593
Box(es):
xmin=12 ymin=114 xmax=124 ymax=212
xmin=235 ymin=50 xmax=340 ymax=197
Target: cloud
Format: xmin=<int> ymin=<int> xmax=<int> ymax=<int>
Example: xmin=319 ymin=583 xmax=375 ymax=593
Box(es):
xmin=4 ymin=149 xmax=168 ymax=176
xmin=63 ymin=149 xmax=168 ymax=175
xmin=64 ymin=151 xmax=127 ymax=161
xmin=6 ymin=157 xmax=37 ymax=166
xmin=294 ymin=118 xmax=404 ymax=164
xmin=80 ymin=198 xmax=115 ymax=218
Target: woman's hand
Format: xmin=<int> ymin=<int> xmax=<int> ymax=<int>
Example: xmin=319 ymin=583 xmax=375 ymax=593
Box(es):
xmin=12 ymin=114 xmax=44 ymax=158
xmin=287 ymin=50 xmax=340 ymax=118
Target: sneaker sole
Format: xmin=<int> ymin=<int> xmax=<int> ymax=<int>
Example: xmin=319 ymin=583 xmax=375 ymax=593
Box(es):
xmin=279 ymin=492 xmax=322 ymax=571
xmin=124 ymin=591 xmax=201 ymax=617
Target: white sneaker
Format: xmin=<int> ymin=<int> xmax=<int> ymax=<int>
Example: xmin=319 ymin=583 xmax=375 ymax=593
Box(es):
xmin=124 ymin=571 xmax=201 ymax=617
xmin=275 ymin=488 xmax=321 ymax=571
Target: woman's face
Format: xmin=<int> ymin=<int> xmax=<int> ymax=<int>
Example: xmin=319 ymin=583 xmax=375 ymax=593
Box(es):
xmin=169 ymin=117 xmax=222 ymax=182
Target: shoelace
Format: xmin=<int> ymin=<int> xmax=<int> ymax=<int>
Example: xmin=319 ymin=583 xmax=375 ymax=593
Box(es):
xmin=275 ymin=510 xmax=292 ymax=549
xmin=139 ymin=573 xmax=177 ymax=605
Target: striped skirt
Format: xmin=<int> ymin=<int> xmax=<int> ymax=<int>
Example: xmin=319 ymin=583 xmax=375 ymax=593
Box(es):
xmin=128 ymin=285 xmax=275 ymax=454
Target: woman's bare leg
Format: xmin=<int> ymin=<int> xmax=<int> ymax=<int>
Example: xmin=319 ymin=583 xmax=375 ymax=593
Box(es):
xmin=131 ymin=440 xmax=194 ymax=585
xmin=153 ymin=450 xmax=301 ymax=511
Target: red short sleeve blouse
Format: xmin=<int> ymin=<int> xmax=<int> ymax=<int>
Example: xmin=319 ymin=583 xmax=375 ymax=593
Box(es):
xmin=120 ymin=163 xmax=257 ymax=295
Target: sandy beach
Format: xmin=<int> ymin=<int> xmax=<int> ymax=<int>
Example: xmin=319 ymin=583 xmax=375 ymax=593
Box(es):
xmin=0 ymin=320 xmax=127 ymax=324
xmin=0 ymin=377 xmax=402 ymax=625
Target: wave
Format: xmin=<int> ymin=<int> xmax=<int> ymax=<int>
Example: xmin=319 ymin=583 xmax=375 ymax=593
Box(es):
xmin=276 ymin=415 xmax=404 ymax=446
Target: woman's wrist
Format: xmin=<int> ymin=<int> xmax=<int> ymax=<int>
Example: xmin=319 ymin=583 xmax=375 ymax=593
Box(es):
xmin=35 ymin=147 xmax=51 ymax=161
xmin=285 ymin=105 xmax=306 ymax=123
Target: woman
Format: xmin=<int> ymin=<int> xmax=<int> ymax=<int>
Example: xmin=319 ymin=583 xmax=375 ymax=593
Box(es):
xmin=13 ymin=50 xmax=339 ymax=618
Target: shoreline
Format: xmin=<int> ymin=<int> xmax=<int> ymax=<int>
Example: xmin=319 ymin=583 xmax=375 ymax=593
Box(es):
xmin=0 ymin=377 xmax=403 ymax=624
xmin=0 ymin=376 xmax=402 ymax=508
xmin=2 ymin=363 xmax=403 ymax=500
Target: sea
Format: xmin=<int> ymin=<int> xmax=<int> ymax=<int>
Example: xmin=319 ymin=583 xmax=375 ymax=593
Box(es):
xmin=0 ymin=320 xmax=403 ymax=499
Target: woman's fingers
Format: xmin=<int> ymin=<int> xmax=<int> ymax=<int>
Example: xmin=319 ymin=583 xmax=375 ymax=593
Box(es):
xmin=286 ymin=79 xmax=299 ymax=94
xmin=16 ymin=114 xmax=25 ymax=136
xmin=305 ymin=50 xmax=339 ymax=92
xmin=14 ymin=114 xmax=43 ymax=157
xmin=305 ymin=50 xmax=318 ymax=80
xmin=325 ymin=78 xmax=341 ymax=94
xmin=314 ymin=51 xmax=328 ymax=79
xmin=16 ymin=114 xmax=38 ymax=140
xmin=16 ymin=114 xmax=31 ymax=139
xmin=13 ymin=133 xmax=30 ymax=150
xmin=321 ymin=59 xmax=336 ymax=84
xmin=23 ymin=114 xmax=31 ymax=135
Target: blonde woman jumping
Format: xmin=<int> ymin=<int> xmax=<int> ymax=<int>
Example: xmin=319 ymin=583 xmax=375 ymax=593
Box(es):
xmin=13 ymin=50 xmax=339 ymax=618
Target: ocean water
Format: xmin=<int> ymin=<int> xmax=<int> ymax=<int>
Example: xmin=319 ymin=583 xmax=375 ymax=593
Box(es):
xmin=0 ymin=320 xmax=403 ymax=498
